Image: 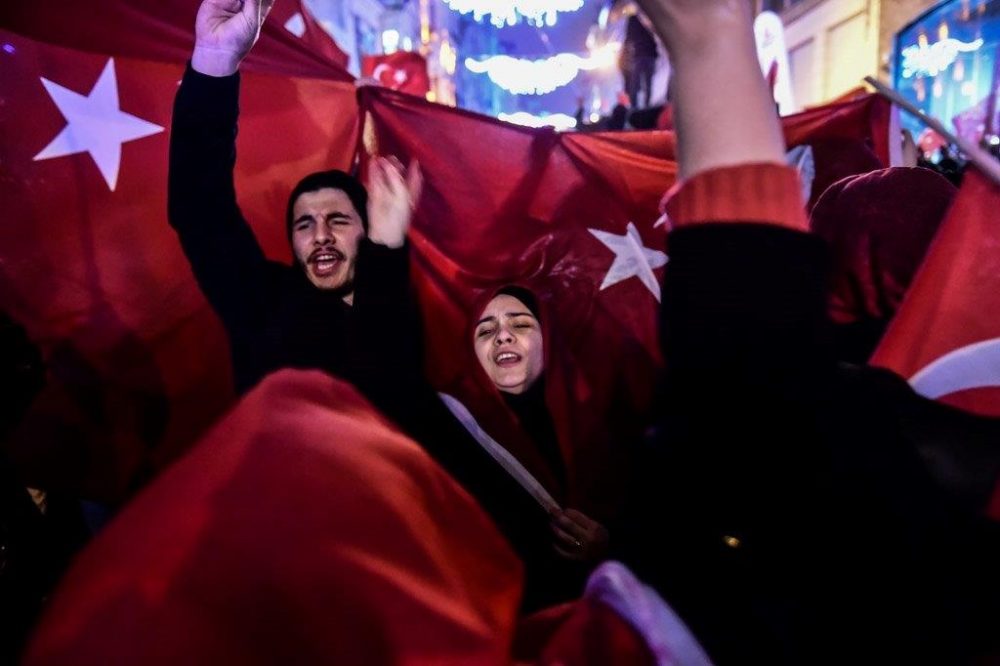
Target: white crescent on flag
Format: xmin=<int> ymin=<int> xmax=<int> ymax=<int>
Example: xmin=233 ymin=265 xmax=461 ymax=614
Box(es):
xmin=908 ymin=337 xmax=1000 ymax=399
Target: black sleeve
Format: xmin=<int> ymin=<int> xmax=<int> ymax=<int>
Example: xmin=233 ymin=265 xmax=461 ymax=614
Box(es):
xmin=863 ymin=367 xmax=1000 ymax=512
xmin=348 ymin=239 xmax=430 ymax=424
xmin=168 ymin=64 xmax=270 ymax=329
xmin=659 ymin=222 xmax=832 ymax=402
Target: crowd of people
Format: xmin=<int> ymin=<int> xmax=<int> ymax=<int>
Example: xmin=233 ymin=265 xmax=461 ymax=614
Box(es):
xmin=4 ymin=0 xmax=1000 ymax=662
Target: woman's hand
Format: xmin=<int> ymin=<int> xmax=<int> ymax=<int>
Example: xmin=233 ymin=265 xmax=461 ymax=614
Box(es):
xmin=551 ymin=508 xmax=610 ymax=562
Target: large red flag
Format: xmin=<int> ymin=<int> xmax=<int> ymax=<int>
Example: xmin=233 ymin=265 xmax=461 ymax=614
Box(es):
xmin=871 ymin=168 xmax=1000 ymax=417
xmin=360 ymin=87 xmax=671 ymax=516
xmin=22 ymin=371 xmax=525 ymax=665
xmin=0 ymin=0 xmax=352 ymax=79
xmin=357 ymin=86 xmax=894 ymax=512
xmin=0 ymin=22 xmax=358 ymax=500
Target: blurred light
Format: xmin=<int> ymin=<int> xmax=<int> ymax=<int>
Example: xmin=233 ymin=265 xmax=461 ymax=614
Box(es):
xmin=589 ymin=112 xmax=600 ymax=122
xmin=961 ymin=81 xmax=976 ymax=96
xmin=381 ymin=29 xmax=401 ymax=54
xmin=442 ymin=0 xmax=583 ymax=28
xmin=901 ymin=37 xmax=983 ymax=78
xmin=2 ymin=43 xmax=14 ymax=54
xmin=954 ymin=58 xmax=965 ymax=80
xmin=465 ymin=49 xmax=618 ymax=95
xmin=499 ymin=111 xmax=577 ymax=130
xmin=939 ymin=21 xmax=949 ymax=41
xmin=589 ymin=42 xmax=621 ymax=70
xmin=597 ymin=5 xmax=609 ymax=28
xmin=989 ymin=135 xmax=1000 ymax=146
xmin=426 ymin=90 xmax=438 ymax=102
xmin=439 ymin=40 xmax=457 ymax=75
xmin=918 ymin=32 xmax=929 ymax=48
xmin=933 ymin=78 xmax=944 ymax=98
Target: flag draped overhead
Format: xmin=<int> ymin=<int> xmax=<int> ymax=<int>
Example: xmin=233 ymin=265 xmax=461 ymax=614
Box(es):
xmin=0 ymin=5 xmax=357 ymax=499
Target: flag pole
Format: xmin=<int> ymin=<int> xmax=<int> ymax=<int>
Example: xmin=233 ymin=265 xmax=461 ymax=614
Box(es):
xmin=864 ymin=75 xmax=1000 ymax=187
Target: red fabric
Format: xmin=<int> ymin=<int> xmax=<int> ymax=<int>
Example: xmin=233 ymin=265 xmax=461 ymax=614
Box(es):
xmin=536 ymin=599 xmax=654 ymax=666
xmin=655 ymin=104 xmax=674 ymax=131
xmin=810 ymin=167 xmax=956 ymax=325
xmin=360 ymin=88 xmax=665 ymax=518
xmin=23 ymin=370 xmax=523 ymax=665
xmin=362 ymin=51 xmax=431 ymax=97
xmin=0 ymin=12 xmax=891 ymax=505
xmin=662 ymin=163 xmax=807 ymax=230
xmin=513 ymin=603 xmax=577 ymax=661
xmin=781 ymin=93 xmax=893 ymax=169
xmin=0 ymin=0 xmax=352 ymax=80
xmin=0 ymin=30 xmax=358 ymax=500
xmin=801 ymin=138 xmax=883 ymax=211
xmin=871 ymin=168 xmax=1000 ymax=418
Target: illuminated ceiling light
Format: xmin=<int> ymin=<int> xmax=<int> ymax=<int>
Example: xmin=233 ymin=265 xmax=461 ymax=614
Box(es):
xmin=901 ymin=37 xmax=983 ymax=78
xmin=498 ymin=111 xmax=577 ymax=131
xmin=465 ymin=45 xmax=620 ymax=95
xmin=442 ymin=0 xmax=584 ymax=28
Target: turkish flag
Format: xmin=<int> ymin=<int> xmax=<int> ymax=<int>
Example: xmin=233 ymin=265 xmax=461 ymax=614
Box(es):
xmin=361 ymin=51 xmax=431 ymax=97
xmin=871 ymin=167 xmax=1000 ymax=417
xmin=0 ymin=0 xmax=352 ymax=79
xmin=781 ymin=93 xmax=894 ymax=209
xmin=360 ymin=86 xmax=671 ymax=517
xmin=0 ymin=24 xmax=358 ymax=500
xmin=22 ymin=371 xmax=526 ymax=665
xmin=357 ymin=87 xmax=894 ymax=514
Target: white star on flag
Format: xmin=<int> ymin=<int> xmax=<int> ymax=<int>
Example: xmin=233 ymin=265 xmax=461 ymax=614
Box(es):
xmin=589 ymin=222 xmax=669 ymax=301
xmin=284 ymin=12 xmax=307 ymax=37
xmin=34 ymin=58 xmax=164 ymax=192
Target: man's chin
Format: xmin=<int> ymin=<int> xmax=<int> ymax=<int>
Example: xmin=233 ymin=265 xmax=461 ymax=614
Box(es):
xmin=306 ymin=268 xmax=354 ymax=295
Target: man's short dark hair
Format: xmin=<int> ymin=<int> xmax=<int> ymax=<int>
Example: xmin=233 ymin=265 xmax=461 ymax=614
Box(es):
xmin=285 ymin=170 xmax=369 ymax=244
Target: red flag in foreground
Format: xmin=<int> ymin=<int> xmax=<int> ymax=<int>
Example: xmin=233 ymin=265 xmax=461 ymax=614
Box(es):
xmin=357 ymin=86 xmax=897 ymax=512
xmin=361 ymin=86 xmax=673 ymax=514
xmin=22 ymin=371 xmax=524 ymax=665
xmin=362 ymin=51 xmax=431 ymax=97
xmin=0 ymin=27 xmax=358 ymax=499
xmin=24 ymin=370 xmax=702 ymax=665
xmin=872 ymin=168 xmax=1000 ymax=417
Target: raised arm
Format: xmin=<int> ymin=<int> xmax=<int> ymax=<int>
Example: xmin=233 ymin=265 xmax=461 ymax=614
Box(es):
xmin=635 ymin=0 xmax=785 ymax=180
xmin=167 ymin=0 xmax=277 ymax=328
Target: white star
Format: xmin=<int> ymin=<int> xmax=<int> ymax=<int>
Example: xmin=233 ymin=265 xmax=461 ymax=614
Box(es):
xmin=34 ymin=58 xmax=164 ymax=191
xmin=589 ymin=222 xmax=669 ymax=301
xmin=284 ymin=12 xmax=306 ymax=37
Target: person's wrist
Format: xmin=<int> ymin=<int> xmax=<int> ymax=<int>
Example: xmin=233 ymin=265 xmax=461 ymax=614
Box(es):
xmin=666 ymin=26 xmax=757 ymax=71
xmin=191 ymin=45 xmax=244 ymax=77
xmin=367 ymin=230 xmax=405 ymax=249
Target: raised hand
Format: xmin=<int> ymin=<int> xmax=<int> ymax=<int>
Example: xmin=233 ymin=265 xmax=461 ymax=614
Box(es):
xmin=366 ymin=156 xmax=423 ymax=249
xmin=192 ymin=0 xmax=277 ymax=77
xmin=632 ymin=0 xmax=785 ymax=179
xmin=551 ymin=508 xmax=610 ymax=562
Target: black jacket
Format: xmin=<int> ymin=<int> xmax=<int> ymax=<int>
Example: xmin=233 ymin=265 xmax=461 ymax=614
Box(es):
xmin=621 ymin=223 xmax=1000 ymax=665
xmin=168 ymin=66 xmax=406 ymax=394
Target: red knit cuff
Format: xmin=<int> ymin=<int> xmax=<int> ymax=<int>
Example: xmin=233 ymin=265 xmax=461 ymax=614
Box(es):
xmin=661 ymin=163 xmax=808 ymax=231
